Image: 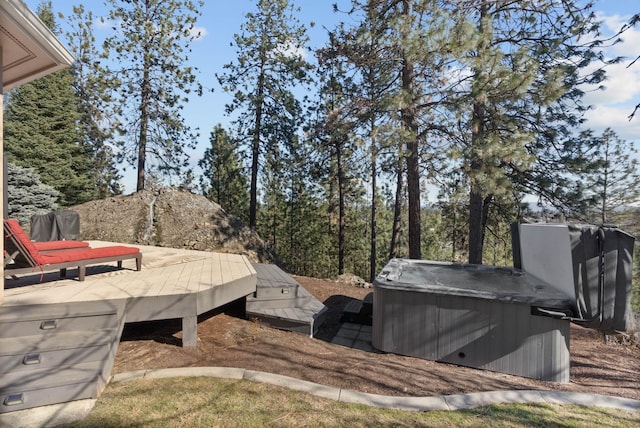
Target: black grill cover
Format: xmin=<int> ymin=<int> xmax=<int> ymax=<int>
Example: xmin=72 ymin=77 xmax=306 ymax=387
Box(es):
xmin=568 ymin=225 xmax=635 ymax=332
xmin=30 ymin=210 xmax=81 ymax=242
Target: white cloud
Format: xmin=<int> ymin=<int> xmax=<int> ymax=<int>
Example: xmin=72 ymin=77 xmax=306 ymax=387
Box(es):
xmin=597 ymin=12 xmax=640 ymax=60
xmin=584 ymin=105 xmax=640 ymax=140
xmin=95 ymin=17 xmax=113 ymax=29
xmin=275 ymin=41 xmax=307 ymax=60
xmin=190 ymin=26 xmax=207 ymax=40
xmin=581 ymin=10 xmax=640 ymax=139
xmin=582 ymin=61 xmax=640 ymax=106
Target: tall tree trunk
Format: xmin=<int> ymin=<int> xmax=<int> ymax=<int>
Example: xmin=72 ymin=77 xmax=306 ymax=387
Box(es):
xmin=406 ymin=136 xmax=421 ymax=259
xmin=602 ymin=147 xmax=609 ymax=223
xmin=451 ymin=202 xmax=457 ymax=261
xmin=370 ymin=132 xmax=378 ymax=282
xmin=389 ymin=154 xmax=403 ymax=259
xmin=249 ymin=125 xmax=260 ymax=229
xmin=337 ymin=142 xmax=345 ymax=276
xmin=468 ymin=188 xmax=484 ymax=264
xmin=468 ymin=98 xmax=486 ymax=264
xmin=401 ymin=0 xmax=421 ymax=260
xmin=136 ymin=60 xmax=150 ymax=191
xmin=468 ymin=3 xmax=488 ymax=265
xmin=250 ymin=58 xmax=266 ymax=229
xmin=402 ymin=73 xmax=421 ymax=259
xmin=469 ymin=4 xmax=490 ymax=264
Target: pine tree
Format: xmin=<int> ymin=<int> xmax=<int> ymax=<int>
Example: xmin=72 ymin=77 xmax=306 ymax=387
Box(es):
xmin=320 ymin=9 xmax=400 ymax=279
xmin=437 ymin=170 xmax=469 ymax=262
xmin=624 ymin=13 xmax=640 ymax=120
xmin=584 ymin=128 xmax=640 ymax=224
xmin=102 ymin=0 xmax=202 ymax=191
xmin=313 ymin=31 xmax=361 ymax=276
xmin=217 ymin=0 xmax=312 ymax=228
xmin=4 ymin=2 xmax=97 ymax=206
xmin=338 ymin=1 xmax=459 ymax=260
xmin=448 ymin=0 xmax=609 ymax=263
xmin=64 ymin=5 xmax=122 ymax=198
xmin=198 ymin=124 xmax=249 ymax=221
xmin=257 ymin=88 xmax=313 ymax=271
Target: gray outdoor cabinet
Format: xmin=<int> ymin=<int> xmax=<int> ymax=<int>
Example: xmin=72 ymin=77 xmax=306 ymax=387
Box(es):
xmin=0 ymin=300 xmax=126 ymax=413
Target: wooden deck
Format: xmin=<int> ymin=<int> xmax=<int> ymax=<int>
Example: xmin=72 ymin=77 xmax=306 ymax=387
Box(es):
xmin=3 ymin=242 xmax=257 ymax=345
xmin=1 ymin=243 xmax=256 ymax=413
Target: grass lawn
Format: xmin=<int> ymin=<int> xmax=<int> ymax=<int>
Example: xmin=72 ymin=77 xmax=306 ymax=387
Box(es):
xmin=60 ymin=377 xmax=640 ymax=427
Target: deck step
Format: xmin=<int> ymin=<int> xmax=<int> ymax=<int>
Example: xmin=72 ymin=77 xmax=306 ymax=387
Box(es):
xmin=247 ymin=264 xmax=328 ymax=337
xmin=341 ymin=293 xmax=373 ymax=326
xmin=343 ymin=299 xmax=363 ymax=315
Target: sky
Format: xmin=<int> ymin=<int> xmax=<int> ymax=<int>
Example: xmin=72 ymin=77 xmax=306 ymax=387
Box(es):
xmin=23 ymin=0 xmax=640 ymax=194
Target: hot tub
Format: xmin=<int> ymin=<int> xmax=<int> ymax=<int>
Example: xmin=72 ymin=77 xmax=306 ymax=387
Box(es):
xmin=372 ymin=260 xmax=574 ymax=382
xmin=372 ymin=224 xmax=634 ymax=383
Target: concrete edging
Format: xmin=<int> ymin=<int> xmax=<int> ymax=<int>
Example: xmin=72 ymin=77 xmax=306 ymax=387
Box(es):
xmin=111 ymin=367 xmax=640 ymax=412
xmin=3 ymin=367 xmax=637 ymax=428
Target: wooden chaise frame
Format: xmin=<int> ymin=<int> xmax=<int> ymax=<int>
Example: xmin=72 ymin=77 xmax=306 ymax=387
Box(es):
xmin=4 ymin=219 xmax=142 ymax=281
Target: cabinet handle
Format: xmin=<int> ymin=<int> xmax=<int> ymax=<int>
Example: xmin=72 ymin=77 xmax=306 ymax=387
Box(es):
xmin=40 ymin=320 xmax=57 ymax=330
xmin=3 ymin=393 xmax=24 ymax=406
xmin=23 ymin=354 xmax=41 ymax=365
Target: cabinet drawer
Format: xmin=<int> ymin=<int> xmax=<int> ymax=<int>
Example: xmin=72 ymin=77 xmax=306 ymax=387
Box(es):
xmin=1 ymin=380 xmax=99 ymax=413
xmin=0 ymin=329 xmax=115 ymax=357
xmin=0 ymin=344 xmax=110 ymax=374
xmin=0 ymin=313 xmax=118 ymax=338
xmin=0 ymin=360 xmax=106 ymax=395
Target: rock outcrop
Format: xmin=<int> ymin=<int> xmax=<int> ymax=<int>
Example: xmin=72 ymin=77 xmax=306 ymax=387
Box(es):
xmin=71 ymin=187 xmax=273 ymax=263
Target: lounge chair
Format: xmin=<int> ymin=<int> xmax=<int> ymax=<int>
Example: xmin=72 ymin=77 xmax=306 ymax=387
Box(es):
xmin=4 ymin=220 xmax=90 ymax=268
xmin=4 ymin=236 xmax=90 ymax=274
xmin=4 ymin=219 xmax=142 ymax=281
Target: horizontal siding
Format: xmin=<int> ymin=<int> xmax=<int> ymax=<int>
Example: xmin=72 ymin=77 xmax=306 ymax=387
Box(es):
xmin=373 ymin=286 xmax=570 ymax=383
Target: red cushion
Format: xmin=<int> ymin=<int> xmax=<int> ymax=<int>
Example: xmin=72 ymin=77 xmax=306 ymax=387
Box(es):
xmin=39 ymin=246 xmax=140 ymax=264
xmin=34 ymin=240 xmax=90 ymax=251
xmin=5 ymin=219 xmax=46 ymax=264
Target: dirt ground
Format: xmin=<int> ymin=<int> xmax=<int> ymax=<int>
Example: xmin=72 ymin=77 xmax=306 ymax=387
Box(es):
xmin=112 ymin=276 xmax=640 ymax=401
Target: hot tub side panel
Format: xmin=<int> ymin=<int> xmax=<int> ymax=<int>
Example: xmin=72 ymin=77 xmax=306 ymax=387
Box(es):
xmin=372 ymin=286 xmax=570 ymax=383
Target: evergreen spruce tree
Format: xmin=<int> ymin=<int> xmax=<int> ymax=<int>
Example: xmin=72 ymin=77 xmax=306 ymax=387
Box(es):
xmin=102 ymin=0 xmax=203 ymax=191
xmin=4 ymin=2 xmax=96 ymax=206
xmin=7 ymin=163 xmax=60 ymax=226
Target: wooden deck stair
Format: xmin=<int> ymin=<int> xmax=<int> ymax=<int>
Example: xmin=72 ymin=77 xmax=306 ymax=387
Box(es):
xmin=246 ymin=264 xmax=328 ymax=337
xmin=341 ymin=292 xmax=373 ymax=325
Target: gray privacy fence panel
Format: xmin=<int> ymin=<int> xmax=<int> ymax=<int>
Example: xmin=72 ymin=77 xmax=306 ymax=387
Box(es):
xmin=30 ymin=210 xmax=80 ymax=241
